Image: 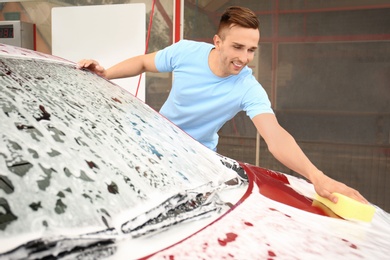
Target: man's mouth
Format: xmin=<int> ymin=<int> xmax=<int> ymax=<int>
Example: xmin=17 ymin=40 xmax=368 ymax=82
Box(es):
xmin=232 ymin=61 xmax=243 ymax=69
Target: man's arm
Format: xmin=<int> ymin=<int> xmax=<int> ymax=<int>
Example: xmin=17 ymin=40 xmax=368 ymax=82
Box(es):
xmin=252 ymin=113 xmax=368 ymax=204
xmin=77 ymin=52 xmax=159 ymax=79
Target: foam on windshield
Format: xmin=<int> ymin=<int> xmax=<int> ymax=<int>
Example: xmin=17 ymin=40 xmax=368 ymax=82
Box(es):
xmin=0 ymin=53 xmax=238 ymax=241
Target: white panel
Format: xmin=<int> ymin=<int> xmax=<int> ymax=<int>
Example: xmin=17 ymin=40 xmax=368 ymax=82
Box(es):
xmin=52 ymin=4 xmax=146 ymax=101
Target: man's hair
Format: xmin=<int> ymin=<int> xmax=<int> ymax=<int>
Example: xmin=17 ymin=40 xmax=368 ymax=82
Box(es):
xmin=217 ymin=6 xmax=259 ymax=38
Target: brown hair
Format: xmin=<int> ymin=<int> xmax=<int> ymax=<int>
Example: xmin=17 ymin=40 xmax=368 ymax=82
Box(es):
xmin=217 ymin=6 xmax=259 ymax=38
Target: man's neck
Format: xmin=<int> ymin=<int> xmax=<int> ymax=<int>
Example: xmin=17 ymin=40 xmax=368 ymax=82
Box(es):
xmin=208 ymin=48 xmax=227 ymax=78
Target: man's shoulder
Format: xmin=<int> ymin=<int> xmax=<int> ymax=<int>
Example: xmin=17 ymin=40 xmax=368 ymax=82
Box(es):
xmin=174 ymin=39 xmax=214 ymax=50
xmin=165 ymin=40 xmax=213 ymax=62
xmin=155 ymin=40 xmax=213 ymax=71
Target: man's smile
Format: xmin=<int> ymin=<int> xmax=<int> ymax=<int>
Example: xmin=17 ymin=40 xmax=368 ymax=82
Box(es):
xmin=232 ymin=61 xmax=243 ymax=69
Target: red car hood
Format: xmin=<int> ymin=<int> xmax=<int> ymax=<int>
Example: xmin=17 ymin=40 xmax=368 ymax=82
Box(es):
xmin=145 ymin=163 xmax=390 ymax=259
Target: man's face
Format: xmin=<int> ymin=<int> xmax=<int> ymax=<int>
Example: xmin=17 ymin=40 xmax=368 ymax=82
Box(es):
xmin=213 ymin=25 xmax=259 ymax=77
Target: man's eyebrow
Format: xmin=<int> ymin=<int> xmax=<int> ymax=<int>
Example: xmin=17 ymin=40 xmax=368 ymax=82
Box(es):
xmin=232 ymin=42 xmax=258 ymax=50
xmin=232 ymin=42 xmax=244 ymax=47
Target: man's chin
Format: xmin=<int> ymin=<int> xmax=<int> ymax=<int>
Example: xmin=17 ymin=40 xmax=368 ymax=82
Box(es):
xmin=230 ymin=68 xmax=242 ymax=75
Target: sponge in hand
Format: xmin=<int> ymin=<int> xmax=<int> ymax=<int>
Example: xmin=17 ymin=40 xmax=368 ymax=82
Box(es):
xmin=315 ymin=192 xmax=376 ymax=222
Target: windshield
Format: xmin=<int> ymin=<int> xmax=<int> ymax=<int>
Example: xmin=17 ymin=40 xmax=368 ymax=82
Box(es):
xmin=0 ymin=53 xmax=239 ymax=243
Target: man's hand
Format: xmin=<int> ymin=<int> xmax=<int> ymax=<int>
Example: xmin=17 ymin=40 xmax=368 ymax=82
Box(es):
xmin=311 ymin=171 xmax=368 ymax=204
xmin=76 ymin=59 xmax=106 ymax=78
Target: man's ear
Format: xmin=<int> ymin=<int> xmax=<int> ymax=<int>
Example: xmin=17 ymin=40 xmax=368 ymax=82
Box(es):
xmin=213 ymin=34 xmax=221 ymax=49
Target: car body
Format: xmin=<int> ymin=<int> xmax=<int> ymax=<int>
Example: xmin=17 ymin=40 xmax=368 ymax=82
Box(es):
xmin=0 ymin=44 xmax=389 ymax=259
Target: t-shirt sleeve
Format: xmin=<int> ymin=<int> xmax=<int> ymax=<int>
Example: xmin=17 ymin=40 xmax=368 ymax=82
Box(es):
xmin=242 ymin=78 xmax=274 ymax=119
xmin=155 ymin=40 xmax=187 ymax=73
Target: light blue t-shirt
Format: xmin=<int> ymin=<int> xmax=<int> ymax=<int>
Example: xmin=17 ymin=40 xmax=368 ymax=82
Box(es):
xmin=155 ymin=40 xmax=274 ymax=151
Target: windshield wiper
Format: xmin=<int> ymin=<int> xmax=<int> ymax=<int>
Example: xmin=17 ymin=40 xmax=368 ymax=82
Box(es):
xmin=2 ymin=174 xmax=246 ymax=259
xmin=0 ymin=228 xmax=118 ymax=259
xmin=122 ymin=177 xmax=245 ymax=238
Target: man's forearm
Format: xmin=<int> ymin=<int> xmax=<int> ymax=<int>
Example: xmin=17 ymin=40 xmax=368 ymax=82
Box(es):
xmin=106 ymin=52 xmax=158 ymax=80
xmin=266 ymin=127 xmax=321 ymax=182
xmin=106 ymin=57 xmax=144 ymax=80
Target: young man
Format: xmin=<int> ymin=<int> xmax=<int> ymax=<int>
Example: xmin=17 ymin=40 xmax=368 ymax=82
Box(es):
xmin=77 ymin=6 xmax=367 ymax=204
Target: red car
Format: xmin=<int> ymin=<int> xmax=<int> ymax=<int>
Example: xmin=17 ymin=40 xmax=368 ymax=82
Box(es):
xmin=0 ymin=44 xmax=389 ymax=259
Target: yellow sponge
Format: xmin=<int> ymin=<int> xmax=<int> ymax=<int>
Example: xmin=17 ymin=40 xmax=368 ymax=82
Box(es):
xmin=315 ymin=193 xmax=376 ymax=222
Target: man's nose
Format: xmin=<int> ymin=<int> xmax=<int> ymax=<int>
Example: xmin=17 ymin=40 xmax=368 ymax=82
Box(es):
xmin=239 ymin=51 xmax=250 ymax=63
